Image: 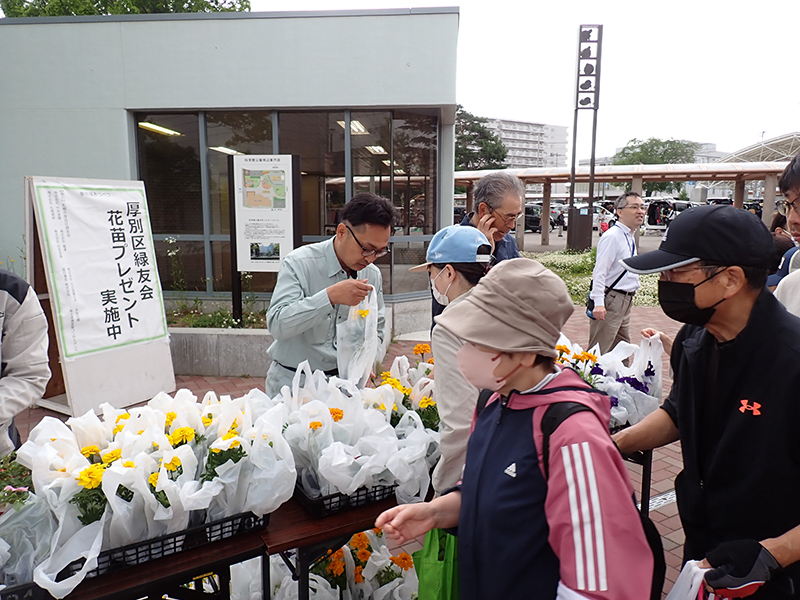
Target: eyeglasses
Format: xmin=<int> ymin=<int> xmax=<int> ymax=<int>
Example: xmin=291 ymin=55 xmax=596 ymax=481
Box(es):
xmin=490 ymin=209 xmax=521 ymax=225
xmin=620 ymin=204 xmax=646 ymax=211
xmin=660 ymin=265 xmax=724 ymax=282
xmin=346 ymin=224 xmax=390 ymax=258
xmin=777 ymin=199 xmax=800 ymax=217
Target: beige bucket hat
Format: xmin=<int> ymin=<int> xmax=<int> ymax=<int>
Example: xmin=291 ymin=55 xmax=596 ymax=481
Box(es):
xmin=434 ymin=258 xmax=573 ymax=357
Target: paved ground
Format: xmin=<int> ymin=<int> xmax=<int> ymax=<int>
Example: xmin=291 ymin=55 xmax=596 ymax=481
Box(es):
xmin=16 ymin=305 xmax=686 ymax=597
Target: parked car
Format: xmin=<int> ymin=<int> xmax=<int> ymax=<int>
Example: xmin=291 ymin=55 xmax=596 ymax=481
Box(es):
xmin=524 ymin=204 xmax=555 ymax=233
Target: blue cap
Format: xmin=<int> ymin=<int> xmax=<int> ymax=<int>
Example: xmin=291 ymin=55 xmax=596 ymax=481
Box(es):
xmin=408 ymin=225 xmax=492 ymax=272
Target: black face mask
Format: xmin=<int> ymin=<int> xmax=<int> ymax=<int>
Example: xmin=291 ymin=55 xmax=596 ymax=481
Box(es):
xmin=658 ymin=269 xmax=726 ymax=326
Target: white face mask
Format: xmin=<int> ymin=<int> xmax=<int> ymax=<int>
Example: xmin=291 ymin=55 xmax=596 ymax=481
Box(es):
xmin=430 ymin=268 xmax=453 ymax=306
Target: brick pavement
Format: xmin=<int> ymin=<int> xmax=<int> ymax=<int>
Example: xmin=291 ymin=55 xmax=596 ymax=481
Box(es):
xmin=15 ymin=306 xmax=687 ymax=596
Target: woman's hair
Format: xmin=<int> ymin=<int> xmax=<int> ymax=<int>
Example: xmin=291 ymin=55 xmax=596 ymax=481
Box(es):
xmin=534 ymin=354 xmax=555 ymax=371
xmin=770 ymin=211 xmax=787 ymax=232
xmin=431 ymin=261 xmax=489 ymax=286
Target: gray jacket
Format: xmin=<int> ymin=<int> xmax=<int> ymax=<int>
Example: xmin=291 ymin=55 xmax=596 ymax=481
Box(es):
xmin=0 ymin=270 xmax=50 ymax=455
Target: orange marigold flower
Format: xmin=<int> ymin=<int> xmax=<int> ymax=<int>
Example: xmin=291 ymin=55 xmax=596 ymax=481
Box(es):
xmin=427 ymin=357 xmax=434 ymax=364
xmin=372 ymin=527 xmax=383 ymax=536
xmin=350 ymin=532 xmax=370 ymax=550
xmin=357 ymin=548 xmax=371 ymax=563
xmin=309 ymin=421 xmax=323 ymax=430
xmin=555 ymin=344 xmax=571 ymax=356
xmin=332 ymin=548 xmax=345 ymax=561
xmin=329 ymin=408 xmax=344 ymax=422
xmin=331 ymin=560 xmax=345 ymax=577
xmin=413 ymin=343 xmax=431 ymax=356
xmin=390 ymin=552 xmax=414 ymax=571
xmin=354 ymin=565 xmax=364 ymax=584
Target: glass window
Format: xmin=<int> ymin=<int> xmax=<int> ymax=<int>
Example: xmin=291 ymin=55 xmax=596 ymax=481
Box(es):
xmin=350 ymin=111 xmax=392 ymax=201
xmin=278 ymin=112 xmax=345 ymax=236
xmin=211 ymin=241 xmax=278 ymax=293
xmin=153 ymin=240 xmax=207 ymax=292
xmin=136 ymin=113 xmax=203 ymax=235
xmin=392 ymin=111 xmax=438 ymax=236
xmin=206 ymin=112 xmax=274 ymax=236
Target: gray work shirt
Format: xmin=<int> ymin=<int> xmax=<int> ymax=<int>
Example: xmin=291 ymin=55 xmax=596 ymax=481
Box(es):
xmin=266 ymin=237 xmax=385 ymax=374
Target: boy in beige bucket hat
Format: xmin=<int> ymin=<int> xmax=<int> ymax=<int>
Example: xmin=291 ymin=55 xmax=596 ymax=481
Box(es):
xmin=377 ymin=258 xmax=655 ymax=600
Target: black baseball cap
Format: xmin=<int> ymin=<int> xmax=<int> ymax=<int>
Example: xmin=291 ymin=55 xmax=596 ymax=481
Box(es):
xmin=622 ymin=204 xmax=774 ymax=274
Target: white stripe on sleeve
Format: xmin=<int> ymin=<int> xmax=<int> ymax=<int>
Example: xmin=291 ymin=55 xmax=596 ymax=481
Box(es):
xmin=561 ymin=445 xmax=585 ymax=591
xmin=571 ymin=443 xmax=596 ymax=591
xmin=581 ymin=441 xmax=607 ymax=591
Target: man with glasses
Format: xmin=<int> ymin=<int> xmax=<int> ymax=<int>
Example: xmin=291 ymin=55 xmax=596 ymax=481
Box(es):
xmin=264 ymin=192 xmax=396 ymax=396
xmin=774 ymin=154 xmax=800 ymax=314
xmin=615 ymin=204 xmax=800 ymax=598
xmin=587 ymin=191 xmax=645 ymax=354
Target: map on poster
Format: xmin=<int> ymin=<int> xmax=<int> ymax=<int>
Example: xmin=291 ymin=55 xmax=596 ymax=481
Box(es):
xmin=233 ymin=155 xmax=294 ymax=272
xmin=243 ymin=169 xmax=287 ymax=208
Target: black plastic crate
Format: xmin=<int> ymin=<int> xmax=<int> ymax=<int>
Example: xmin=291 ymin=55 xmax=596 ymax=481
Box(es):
xmin=294 ymin=483 xmax=397 ymax=518
xmin=0 ymin=582 xmax=50 ymax=600
xmin=60 ymin=511 xmax=268 ymax=581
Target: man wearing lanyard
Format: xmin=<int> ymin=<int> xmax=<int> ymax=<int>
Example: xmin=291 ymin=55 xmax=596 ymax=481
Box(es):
xmin=264 ymin=193 xmax=396 ymax=397
xmin=587 ymin=192 xmax=645 ymax=354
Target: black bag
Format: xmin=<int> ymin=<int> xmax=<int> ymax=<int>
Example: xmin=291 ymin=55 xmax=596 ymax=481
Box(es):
xmin=585 ymin=272 xmax=626 ymax=319
xmin=540 ymin=401 xmax=666 ymax=600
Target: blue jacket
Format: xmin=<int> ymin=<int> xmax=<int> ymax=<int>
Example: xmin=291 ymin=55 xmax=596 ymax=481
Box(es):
xmin=459 ymin=212 xmax=520 ymax=263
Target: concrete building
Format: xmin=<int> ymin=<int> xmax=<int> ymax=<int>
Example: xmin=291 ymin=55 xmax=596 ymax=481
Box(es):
xmin=485 ymin=118 xmax=568 ymax=169
xmin=0 ymin=8 xmax=459 ymax=303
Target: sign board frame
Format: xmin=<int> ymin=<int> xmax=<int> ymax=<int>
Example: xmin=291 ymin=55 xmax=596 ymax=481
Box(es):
xmin=25 ymin=176 xmax=175 ymax=416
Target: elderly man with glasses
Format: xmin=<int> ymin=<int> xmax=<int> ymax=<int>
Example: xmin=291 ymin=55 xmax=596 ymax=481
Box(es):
xmin=264 ymin=192 xmax=396 ymax=396
xmin=587 ymin=191 xmax=645 ymax=354
xmin=774 ymin=154 xmax=800 ymax=315
xmin=614 ymin=204 xmax=800 ymax=598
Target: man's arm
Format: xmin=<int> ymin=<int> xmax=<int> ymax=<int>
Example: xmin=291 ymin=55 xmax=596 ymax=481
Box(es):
xmin=266 ymin=257 xmax=336 ymax=341
xmin=612 ymin=406 xmax=680 ymax=454
xmin=589 ymin=234 xmax=615 ymax=309
xmin=0 ymin=286 xmax=50 ymax=424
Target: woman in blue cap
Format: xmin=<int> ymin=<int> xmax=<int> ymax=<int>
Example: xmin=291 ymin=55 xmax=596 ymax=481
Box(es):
xmin=409 ymin=225 xmax=492 ymax=495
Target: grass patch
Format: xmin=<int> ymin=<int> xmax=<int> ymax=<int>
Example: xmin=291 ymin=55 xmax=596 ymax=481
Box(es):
xmin=521 ymin=249 xmax=659 ymax=307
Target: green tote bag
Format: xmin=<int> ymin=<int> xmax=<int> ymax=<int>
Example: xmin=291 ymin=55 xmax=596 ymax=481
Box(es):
xmin=412 ymin=529 xmax=460 ymax=600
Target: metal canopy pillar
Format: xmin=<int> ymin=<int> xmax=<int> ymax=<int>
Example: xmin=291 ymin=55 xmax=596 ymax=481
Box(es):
xmin=541 ymin=181 xmax=552 ymax=246
xmin=763 ymin=174 xmax=778 ymax=227
xmin=567 ymin=24 xmax=603 ymax=252
xmin=734 ymin=180 xmax=746 ymax=209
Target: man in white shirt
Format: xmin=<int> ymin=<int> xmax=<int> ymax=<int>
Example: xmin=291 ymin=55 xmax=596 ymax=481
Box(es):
xmin=588 ymin=192 xmax=645 ymax=354
xmin=774 ymin=153 xmax=800 ymax=316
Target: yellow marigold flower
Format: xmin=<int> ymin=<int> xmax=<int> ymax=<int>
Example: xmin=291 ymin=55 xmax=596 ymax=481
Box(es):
xmin=357 ymin=548 xmax=371 ymax=563
xmin=50 ymin=438 xmax=57 ymax=441
xmin=329 ymin=408 xmax=344 ymax=422
xmin=148 ymin=472 xmax=159 ymax=487
xmin=380 ymin=371 xmax=392 ymax=381
xmin=115 ymin=413 xmax=131 ymax=423
xmin=76 ymin=464 xmax=106 ymax=489
xmin=211 ymin=448 xmax=221 ymax=454
xmin=202 ymin=415 xmax=213 ymax=427
xmin=378 ymin=403 xmax=386 ymax=410
xmin=152 ymin=442 xmax=159 ymax=449
xmin=309 ymin=421 xmax=322 ymax=431
xmin=427 ymin=357 xmax=434 ymax=364
xmin=403 ymin=387 xmax=412 ymax=397
xmin=113 ymin=424 xmax=124 ymax=436
xmin=80 ymin=445 xmax=100 ymax=458
xmin=390 ymin=552 xmax=414 ymax=571
xmin=222 ymin=431 xmax=236 ymax=441
xmin=354 ymin=565 xmax=364 ymax=584
xmin=555 ymin=344 xmax=571 ymax=356
xmin=165 ymin=411 xmax=177 ymax=427
xmin=357 ymin=309 xmax=369 ymax=318
xmin=229 ymin=439 xmax=241 ymax=448
xmin=419 ymin=396 xmax=436 ymax=409
xmin=102 ymin=449 xmax=122 ymax=463
xmin=171 ymin=427 xmax=196 ymax=445
xmin=57 ymin=467 xmax=66 ymax=472
xmin=137 ymin=430 xmax=144 ymax=435
xmin=414 ymin=343 xmax=431 ymax=356
xmin=350 ymin=532 xmax=370 ymax=550
xmin=122 ymin=461 xmax=135 ymax=468
xmin=164 ymin=456 xmax=182 ymax=472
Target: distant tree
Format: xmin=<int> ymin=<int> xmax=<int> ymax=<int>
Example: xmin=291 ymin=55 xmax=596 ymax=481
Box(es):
xmin=455 ymin=105 xmax=508 ymax=171
xmin=612 ymin=137 xmax=701 ymax=196
xmin=1 ymin=0 xmax=248 ymax=17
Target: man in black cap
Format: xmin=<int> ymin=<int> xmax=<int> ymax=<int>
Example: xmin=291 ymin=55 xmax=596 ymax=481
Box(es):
xmin=614 ymin=204 xmax=800 ymax=598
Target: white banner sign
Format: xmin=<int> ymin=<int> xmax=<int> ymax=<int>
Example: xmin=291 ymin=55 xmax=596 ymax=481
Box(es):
xmin=31 ymin=177 xmax=167 ymax=360
xmin=233 ymin=154 xmax=295 ymax=272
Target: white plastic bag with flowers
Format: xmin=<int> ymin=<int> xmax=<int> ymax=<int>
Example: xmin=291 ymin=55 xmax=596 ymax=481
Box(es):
xmin=337 ymin=289 xmax=379 ymax=387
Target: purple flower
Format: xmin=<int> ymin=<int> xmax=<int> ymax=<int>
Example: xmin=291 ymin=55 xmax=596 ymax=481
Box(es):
xmin=617 ymin=376 xmax=649 ymax=395
xmin=590 ymin=364 xmax=604 ymax=376
xmin=609 ymin=396 xmax=619 ymax=408
xmin=644 ymin=362 xmax=656 ymax=378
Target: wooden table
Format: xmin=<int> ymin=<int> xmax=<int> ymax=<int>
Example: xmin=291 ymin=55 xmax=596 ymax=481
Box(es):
xmin=260 ymin=497 xmax=397 ymax=600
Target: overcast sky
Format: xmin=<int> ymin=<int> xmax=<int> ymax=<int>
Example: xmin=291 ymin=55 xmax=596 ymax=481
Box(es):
xmin=250 ymin=0 xmax=800 ymax=161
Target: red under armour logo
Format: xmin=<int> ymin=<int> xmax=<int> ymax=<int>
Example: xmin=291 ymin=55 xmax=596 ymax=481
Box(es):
xmin=739 ymin=400 xmax=761 ymax=416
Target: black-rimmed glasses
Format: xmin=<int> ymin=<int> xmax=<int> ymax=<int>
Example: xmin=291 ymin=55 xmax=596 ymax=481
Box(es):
xmin=777 ymin=199 xmax=800 ymax=217
xmin=346 ymin=224 xmax=390 ymax=258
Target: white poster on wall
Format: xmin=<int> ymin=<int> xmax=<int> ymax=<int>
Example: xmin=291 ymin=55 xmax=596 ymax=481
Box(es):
xmin=233 ymin=154 xmax=295 ymax=272
xmin=30 ymin=177 xmax=168 ymax=359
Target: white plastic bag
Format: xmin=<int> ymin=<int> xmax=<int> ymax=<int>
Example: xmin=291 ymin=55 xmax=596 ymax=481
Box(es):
xmin=337 ymin=290 xmax=379 ymax=387
xmin=664 ymin=560 xmax=709 ymax=600
xmin=0 ymin=494 xmax=57 ymax=587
